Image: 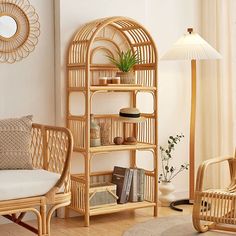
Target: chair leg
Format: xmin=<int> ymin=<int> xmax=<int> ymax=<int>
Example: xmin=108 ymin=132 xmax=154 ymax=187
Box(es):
xmin=46 ymin=202 xmax=70 ymax=236
xmin=46 ymin=217 xmax=51 ymax=236
xmin=65 ymin=206 xmax=70 ymax=219
xmin=192 ymin=194 xmax=209 ymax=233
xmin=192 ymin=217 xmax=210 ymax=233
xmin=40 ymin=205 xmax=47 ymax=236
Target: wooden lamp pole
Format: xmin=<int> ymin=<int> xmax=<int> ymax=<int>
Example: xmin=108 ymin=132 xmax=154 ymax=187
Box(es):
xmin=188 ymin=26 xmax=197 ymax=201
xmin=190 ymin=58 xmax=196 ymax=201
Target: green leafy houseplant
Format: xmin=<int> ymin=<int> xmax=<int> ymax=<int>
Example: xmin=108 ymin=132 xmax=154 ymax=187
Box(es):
xmin=107 ymin=49 xmax=140 ymax=84
xmin=107 ymin=49 xmax=139 ymax=72
xmin=159 ymin=134 xmax=189 ymax=183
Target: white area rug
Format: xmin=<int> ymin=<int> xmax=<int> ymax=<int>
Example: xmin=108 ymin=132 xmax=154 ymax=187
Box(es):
xmin=123 ymin=215 xmax=232 ymax=236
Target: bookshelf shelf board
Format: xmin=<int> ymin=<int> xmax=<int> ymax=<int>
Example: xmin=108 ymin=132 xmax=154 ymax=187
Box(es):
xmin=90 ymin=143 xmax=156 ymax=153
xmin=89 ymin=201 xmax=156 ymax=216
xmin=68 ymin=113 xmax=155 ymax=120
xmin=67 ymin=87 xmax=85 ymax=92
xmin=90 ymin=86 xmax=156 ymax=92
xmin=67 ymin=86 xmax=156 ymax=93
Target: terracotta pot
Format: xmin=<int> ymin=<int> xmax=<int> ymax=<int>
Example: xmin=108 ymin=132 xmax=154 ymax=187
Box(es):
xmin=116 ymin=71 xmax=136 ymax=84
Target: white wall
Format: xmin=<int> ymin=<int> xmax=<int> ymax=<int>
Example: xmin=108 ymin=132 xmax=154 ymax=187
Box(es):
xmin=148 ymin=0 xmax=199 ymax=195
xmin=0 ymin=0 xmax=55 ymax=125
xmin=55 ymin=0 xmax=198 ymax=198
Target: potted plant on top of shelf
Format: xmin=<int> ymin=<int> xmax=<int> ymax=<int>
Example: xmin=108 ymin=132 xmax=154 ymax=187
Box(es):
xmin=159 ymin=134 xmax=189 ymax=206
xmin=107 ymin=49 xmax=140 ymax=84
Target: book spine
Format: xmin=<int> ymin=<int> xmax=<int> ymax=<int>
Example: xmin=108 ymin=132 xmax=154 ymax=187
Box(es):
xmin=119 ymin=169 xmax=130 ymax=203
xmin=137 ymin=169 xmax=145 ymax=202
xmin=129 ymin=168 xmax=138 ymax=202
xmin=124 ymin=169 xmax=134 ymax=203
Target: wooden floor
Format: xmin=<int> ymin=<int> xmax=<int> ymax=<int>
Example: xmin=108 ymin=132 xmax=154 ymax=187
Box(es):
xmin=0 ymin=205 xmax=192 ymax=236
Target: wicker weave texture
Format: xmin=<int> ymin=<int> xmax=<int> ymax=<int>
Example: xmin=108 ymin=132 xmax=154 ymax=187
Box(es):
xmin=0 ymin=116 xmax=33 ymax=169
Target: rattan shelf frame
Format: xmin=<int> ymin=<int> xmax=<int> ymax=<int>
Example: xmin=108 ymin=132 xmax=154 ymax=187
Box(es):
xmin=66 ymin=16 xmax=158 ymax=226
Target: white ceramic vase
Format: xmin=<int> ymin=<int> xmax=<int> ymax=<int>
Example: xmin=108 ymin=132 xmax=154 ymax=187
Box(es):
xmin=159 ymin=181 xmax=176 ymax=207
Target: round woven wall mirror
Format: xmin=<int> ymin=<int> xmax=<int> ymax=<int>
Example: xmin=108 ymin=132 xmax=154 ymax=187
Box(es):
xmin=0 ymin=0 xmax=40 ymax=63
xmin=0 ymin=15 xmax=18 ymax=38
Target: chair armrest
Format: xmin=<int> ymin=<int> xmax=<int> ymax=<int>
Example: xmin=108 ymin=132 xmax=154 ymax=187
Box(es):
xmin=32 ymin=123 xmax=73 ymax=202
xmin=195 ymin=156 xmax=234 ymax=192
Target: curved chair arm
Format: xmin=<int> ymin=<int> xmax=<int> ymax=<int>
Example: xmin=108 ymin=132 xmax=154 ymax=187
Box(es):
xmin=32 ymin=123 xmax=73 ymax=203
xmin=195 ymin=156 xmax=234 ymax=192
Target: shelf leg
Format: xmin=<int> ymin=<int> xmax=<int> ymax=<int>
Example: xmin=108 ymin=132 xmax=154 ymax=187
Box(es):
xmin=130 ymin=150 xmax=136 ymax=168
xmin=130 ymin=91 xmax=137 ymax=169
xmin=154 ymin=147 xmax=158 ymax=217
xmin=84 ymin=153 xmax=90 ymax=226
xmin=154 ymin=83 xmax=158 ymax=217
xmin=154 ymin=205 xmax=158 ymax=217
xmin=64 ymin=206 xmax=69 ymax=219
xmin=85 ymin=214 xmax=90 ymax=227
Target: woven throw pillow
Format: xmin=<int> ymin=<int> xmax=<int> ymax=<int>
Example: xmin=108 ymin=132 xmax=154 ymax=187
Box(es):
xmin=0 ymin=116 xmax=33 ymax=170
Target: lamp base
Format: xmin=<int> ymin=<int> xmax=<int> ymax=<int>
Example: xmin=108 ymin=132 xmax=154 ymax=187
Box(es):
xmin=170 ymin=199 xmax=210 ymax=212
xmin=169 ymin=199 xmax=193 ymax=212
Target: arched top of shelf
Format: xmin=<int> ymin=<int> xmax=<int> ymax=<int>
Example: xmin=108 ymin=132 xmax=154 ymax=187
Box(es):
xmin=67 ymin=16 xmax=158 ymax=66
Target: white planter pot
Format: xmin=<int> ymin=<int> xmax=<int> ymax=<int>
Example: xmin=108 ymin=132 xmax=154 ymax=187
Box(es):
xmin=159 ymin=181 xmax=175 ymax=207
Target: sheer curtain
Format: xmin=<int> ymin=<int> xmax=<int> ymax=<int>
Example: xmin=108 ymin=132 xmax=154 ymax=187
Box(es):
xmin=196 ymin=0 xmax=236 ymax=188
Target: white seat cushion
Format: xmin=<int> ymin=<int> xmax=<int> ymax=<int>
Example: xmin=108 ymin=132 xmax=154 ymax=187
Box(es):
xmin=0 ymin=169 xmax=61 ymax=201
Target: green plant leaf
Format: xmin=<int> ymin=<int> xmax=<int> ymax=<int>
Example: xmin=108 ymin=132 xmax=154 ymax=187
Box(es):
xmin=106 ymin=49 xmax=140 ymax=72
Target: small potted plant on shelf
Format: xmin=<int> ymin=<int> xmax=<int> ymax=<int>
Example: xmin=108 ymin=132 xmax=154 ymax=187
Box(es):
xmin=107 ymin=49 xmax=139 ymax=84
xmin=159 ymin=134 xmax=189 ymax=207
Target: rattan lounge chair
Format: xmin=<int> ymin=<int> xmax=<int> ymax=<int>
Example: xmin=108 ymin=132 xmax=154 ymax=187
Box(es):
xmin=193 ymin=150 xmax=236 ymax=233
xmin=0 ymin=123 xmax=73 ymax=236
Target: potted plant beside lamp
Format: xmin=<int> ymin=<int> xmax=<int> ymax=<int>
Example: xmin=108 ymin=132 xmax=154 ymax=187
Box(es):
xmin=159 ymin=134 xmax=189 ymax=207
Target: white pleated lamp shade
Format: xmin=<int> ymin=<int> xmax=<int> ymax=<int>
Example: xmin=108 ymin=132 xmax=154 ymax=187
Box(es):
xmin=161 ymin=29 xmax=221 ymax=60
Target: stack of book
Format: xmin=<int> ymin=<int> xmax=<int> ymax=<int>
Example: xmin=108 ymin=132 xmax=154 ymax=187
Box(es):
xmin=111 ymin=166 xmax=145 ymax=204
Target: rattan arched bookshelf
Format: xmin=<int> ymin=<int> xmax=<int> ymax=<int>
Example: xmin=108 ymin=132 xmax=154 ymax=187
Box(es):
xmin=66 ymin=16 xmax=158 ymax=226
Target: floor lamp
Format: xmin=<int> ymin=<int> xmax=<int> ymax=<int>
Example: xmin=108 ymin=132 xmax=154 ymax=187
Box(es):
xmin=161 ymin=28 xmax=221 ymax=210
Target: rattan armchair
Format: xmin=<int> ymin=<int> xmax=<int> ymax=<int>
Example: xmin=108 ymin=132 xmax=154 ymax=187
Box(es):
xmin=0 ymin=123 xmax=73 ymax=236
xmin=193 ymin=151 xmax=236 ymax=233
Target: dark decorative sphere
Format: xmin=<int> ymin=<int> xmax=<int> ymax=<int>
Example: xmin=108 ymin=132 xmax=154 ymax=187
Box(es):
xmin=114 ymin=137 xmax=124 ymax=145
xmin=126 ymin=137 xmax=137 ymax=143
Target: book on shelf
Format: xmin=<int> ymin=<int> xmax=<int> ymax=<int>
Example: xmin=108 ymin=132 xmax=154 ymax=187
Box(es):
xmin=111 ymin=166 xmax=134 ymax=204
xmin=129 ymin=168 xmax=145 ymax=202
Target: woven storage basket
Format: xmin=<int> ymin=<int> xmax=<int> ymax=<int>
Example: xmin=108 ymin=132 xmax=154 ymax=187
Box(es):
xmin=116 ymin=71 xmax=136 ymax=84
xmin=89 ymin=182 xmax=118 ymax=209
